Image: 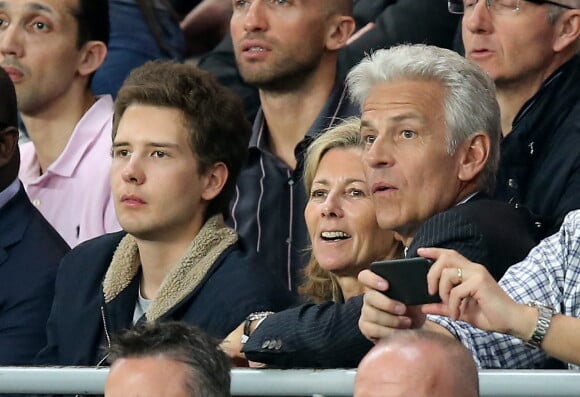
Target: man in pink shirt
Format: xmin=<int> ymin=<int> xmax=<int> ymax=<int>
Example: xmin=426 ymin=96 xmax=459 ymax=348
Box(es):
xmin=0 ymin=0 xmax=121 ymax=246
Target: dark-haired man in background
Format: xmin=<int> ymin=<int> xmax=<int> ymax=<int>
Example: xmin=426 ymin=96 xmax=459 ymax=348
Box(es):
xmin=106 ymin=322 xmax=231 ymax=397
xmin=227 ymin=0 xmax=358 ymax=294
xmin=0 ymin=0 xmax=121 ymax=247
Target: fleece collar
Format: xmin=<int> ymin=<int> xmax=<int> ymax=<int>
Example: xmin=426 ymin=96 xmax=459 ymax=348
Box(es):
xmin=102 ymin=215 xmax=238 ymax=321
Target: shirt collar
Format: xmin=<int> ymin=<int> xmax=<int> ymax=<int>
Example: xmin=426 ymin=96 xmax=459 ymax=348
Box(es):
xmin=25 ymin=95 xmax=114 ymax=179
xmin=455 ymin=191 xmax=480 ymax=206
xmin=248 ymin=82 xmax=351 ymax=151
xmin=0 ymin=178 xmax=21 ymax=210
xmin=512 ymin=55 xmax=578 ymax=127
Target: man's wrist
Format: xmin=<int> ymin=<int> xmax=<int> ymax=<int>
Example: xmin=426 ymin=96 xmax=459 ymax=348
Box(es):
xmin=523 ymin=301 xmax=555 ymax=348
xmin=241 ymin=311 xmax=274 ymax=344
xmin=509 ymin=304 xmax=539 ymax=341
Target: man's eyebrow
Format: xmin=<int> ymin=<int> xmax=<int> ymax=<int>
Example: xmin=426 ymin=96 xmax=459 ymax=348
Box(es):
xmin=360 ymin=120 xmax=374 ymax=129
xmin=361 ymin=113 xmax=425 ymax=128
xmin=112 ymin=141 xmax=181 ymax=148
xmin=389 ymin=113 xmax=425 ymax=123
xmin=0 ymin=2 xmax=56 ymax=13
xmin=25 ymin=2 xmax=55 ymax=14
xmin=148 ymin=142 xmax=180 ymax=149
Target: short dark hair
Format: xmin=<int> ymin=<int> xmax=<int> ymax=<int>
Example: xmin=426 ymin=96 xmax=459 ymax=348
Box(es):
xmin=71 ymin=0 xmax=110 ymax=48
xmin=107 ymin=322 xmax=231 ymax=397
xmin=113 ymin=60 xmax=251 ymax=221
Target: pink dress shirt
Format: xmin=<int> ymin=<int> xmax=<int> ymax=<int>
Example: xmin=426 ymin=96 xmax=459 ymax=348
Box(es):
xmin=19 ymin=96 xmax=121 ymax=247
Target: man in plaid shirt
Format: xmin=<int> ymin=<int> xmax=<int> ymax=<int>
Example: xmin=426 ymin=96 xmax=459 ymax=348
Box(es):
xmin=359 ymin=210 xmax=580 ymax=369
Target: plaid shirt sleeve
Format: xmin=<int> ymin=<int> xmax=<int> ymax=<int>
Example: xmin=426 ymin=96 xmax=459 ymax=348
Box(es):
xmin=428 ymin=210 xmax=580 ymax=369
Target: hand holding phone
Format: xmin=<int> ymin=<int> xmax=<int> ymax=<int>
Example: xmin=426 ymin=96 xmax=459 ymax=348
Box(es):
xmin=369 ymin=257 xmax=442 ymax=305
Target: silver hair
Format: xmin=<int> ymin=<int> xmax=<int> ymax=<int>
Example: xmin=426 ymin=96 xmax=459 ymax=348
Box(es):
xmin=346 ymin=44 xmax=501 ymax=195
xmin=546 ymin=0 xmax=580 ymax=24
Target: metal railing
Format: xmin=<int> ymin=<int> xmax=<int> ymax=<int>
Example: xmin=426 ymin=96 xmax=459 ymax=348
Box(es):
xmin=0 ymin=367 xmax=579 ymax=396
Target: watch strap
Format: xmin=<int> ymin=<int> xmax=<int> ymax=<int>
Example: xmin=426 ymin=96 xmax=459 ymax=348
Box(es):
xmin=525 ymin=301 xmax=555 ymax=348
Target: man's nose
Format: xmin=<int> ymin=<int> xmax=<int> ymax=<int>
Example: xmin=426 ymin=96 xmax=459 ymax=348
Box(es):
xmin=364 ymin=135 xmax=394 ymax=169
xmin=0 ymin=24 xmax=25 ymax=58
xmin=243 ymin=1 xmax=269 ymax=33
xmin=121 ymin=157 xmax=146 ymax=185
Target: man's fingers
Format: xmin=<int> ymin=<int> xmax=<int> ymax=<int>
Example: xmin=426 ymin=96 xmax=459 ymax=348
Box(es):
xmin=359 ymin=269 xmax=389 ymax=291
xmin=421 ymin=303 xmax=449 ymax=317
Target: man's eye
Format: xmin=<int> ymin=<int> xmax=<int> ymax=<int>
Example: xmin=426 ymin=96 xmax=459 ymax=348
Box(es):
xmin=363 ymin=135 xmax=376 ymax=147
xmin=234 ymin=0 xmax=249 ymax=8
xmin=401 ymin=130 xmax=416 ymax=139
xmin=463 ymin=0 xmax=477 ymax=8
xmin=30 ymin=20 xmax=49 ymax=31
xmin=114 ymin=149 xmax=130 ymax=158
xmin=152 ymin=151 xmax=167 ymax=158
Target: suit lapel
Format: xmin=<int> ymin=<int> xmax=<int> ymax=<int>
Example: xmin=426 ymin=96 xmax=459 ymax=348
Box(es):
xmin=0 ymin=187 xmax=32 ymax=266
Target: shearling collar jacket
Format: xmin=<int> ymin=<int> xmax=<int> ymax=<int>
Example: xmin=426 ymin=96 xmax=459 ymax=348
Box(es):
xmin=36 ymin=215 xmax=295 ymax=367
xmin=102 ymin=215 xmax=237 ymax=321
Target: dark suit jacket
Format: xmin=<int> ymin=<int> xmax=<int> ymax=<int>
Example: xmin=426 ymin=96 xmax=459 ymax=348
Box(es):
xmin=407 ymin=195 xmax=538 ymax=280
xmin=0 ymin=185 xmax=69 ymax=364
xmin=242 ymin=196 xmax=537 ymax=368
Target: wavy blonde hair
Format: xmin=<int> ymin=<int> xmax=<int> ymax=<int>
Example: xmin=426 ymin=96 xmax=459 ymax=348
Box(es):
xmin=299 ymin=118 xmax=403 ymax=303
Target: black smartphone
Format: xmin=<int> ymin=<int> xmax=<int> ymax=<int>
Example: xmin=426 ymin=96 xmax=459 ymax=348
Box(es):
xmin=369 ymin=257 xmax=442 ymax=305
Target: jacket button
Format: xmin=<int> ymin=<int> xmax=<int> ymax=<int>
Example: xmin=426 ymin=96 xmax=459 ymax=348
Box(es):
xmin=508 ymin=178 xmax=518 ymax=189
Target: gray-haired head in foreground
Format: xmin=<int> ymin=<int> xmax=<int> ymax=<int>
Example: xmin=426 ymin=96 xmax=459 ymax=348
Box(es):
xmin=107 ymin=322 xmax=231 ymax=397
xmin=346 ymin=44 xmax=501 ymax=195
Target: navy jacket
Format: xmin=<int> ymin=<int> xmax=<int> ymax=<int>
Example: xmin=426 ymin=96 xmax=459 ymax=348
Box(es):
xmin=0 ymin=185 xmax=69 ymax=364
xmin=495 ymin=55 xmax=580 ymax=238
xmin=36 ymin=230 xmax=294 ymax=366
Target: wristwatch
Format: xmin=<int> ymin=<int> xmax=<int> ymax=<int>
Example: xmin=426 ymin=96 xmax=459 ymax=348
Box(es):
xmin=525 ymin=301 xmax=555 ymax=348
xmin=241 ymin=311 xmax=274 ymax=344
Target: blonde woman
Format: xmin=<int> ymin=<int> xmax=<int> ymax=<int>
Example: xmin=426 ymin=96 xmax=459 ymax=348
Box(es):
xmin=300 ymin=118 xmax=402 ymax=303
xmin=222 ymin=118 xmax=402 ymax=367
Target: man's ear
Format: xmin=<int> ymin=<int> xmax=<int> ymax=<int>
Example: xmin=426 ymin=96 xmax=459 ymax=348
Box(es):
xmin=552 ymin=9 xmax=580 ymax=53
xmin=0 ymin=127 xmax=19 ymax=168
xmin=200 ymin=162 xmax=228 ymax=201
xmin=325 ymin=15 xmax=356 ymax=51
xmin=457 ymin=132 xmax=490 ymax=184
xmin=77 ymin=41 xmax=108 ymax=78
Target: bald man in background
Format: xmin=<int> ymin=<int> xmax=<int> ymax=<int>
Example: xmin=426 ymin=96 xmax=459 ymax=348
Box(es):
xmin=354 ymin=330 xmax=479 ymax=397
